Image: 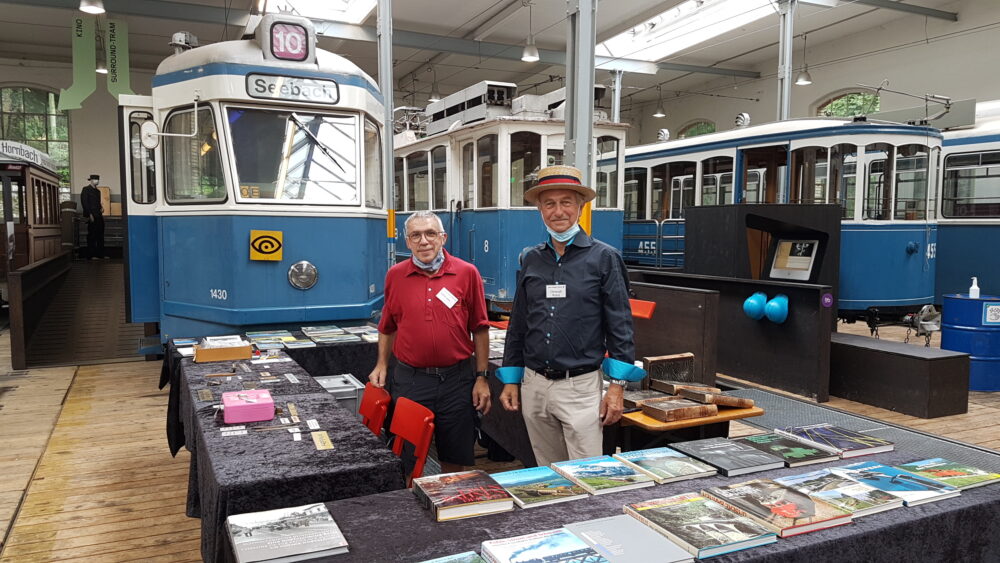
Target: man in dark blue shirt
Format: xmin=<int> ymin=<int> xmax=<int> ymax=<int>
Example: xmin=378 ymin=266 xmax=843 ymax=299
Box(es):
xmin=497 ymin=165 xmax=644 ymax=466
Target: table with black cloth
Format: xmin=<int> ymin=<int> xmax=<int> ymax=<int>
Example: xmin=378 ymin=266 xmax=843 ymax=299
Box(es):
xmin=289 ymin=449 xmax=1000 ymax=562
xmin=167 ymin=344 xmax=404 ymax=563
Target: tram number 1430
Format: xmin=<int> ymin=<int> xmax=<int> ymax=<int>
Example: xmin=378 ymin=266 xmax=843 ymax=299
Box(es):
xmin=210 ymin=288 xmax=229 ymax=301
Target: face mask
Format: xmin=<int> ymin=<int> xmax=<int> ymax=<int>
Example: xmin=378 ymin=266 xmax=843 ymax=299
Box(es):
xmin=90 ymin=179 xmax=98 ymax=186
xmin=547 ymin=223 xmax=580 ymax=243
xmin=412 ymin=250 xmax=445 ymax=272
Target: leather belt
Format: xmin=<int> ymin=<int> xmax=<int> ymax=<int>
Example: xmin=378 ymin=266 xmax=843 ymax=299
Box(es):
xmin=532 ymin=365 xmax=600 ymax=380
xmin=399 ymin=359 xmax=466 ymax=376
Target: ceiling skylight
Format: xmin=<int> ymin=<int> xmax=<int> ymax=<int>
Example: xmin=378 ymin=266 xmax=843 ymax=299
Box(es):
xmin=597 ymin=0 xmax=775 ymax=62
xmin=264 ymin=0 xmax=376 ymax=25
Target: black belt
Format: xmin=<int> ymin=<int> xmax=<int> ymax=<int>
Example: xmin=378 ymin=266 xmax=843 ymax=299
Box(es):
xmin=532 ymin=365 xmax=600 ymax=380
xmin=398 ymin=359 xmax=467 ymax=376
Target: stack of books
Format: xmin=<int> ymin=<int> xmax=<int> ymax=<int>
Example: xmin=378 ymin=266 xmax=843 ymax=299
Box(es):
xmin=226 ymin=503 xmax=348 ymax=563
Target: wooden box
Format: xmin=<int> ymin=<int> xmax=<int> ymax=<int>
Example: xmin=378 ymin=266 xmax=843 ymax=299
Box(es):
xmin=639 ymin=397 xmax=718 ymax=422
xmin=193 ymin=344 xmax=252 ymax=363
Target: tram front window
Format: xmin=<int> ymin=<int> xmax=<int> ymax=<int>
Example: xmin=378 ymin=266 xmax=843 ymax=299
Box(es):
xmin=165 ymin=107 xmax=226 ymax=202
xmin=228 ymin=108 xmax=360 ymax=205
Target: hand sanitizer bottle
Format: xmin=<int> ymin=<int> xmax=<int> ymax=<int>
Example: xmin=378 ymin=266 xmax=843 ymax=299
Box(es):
xmin=970 ymin=277 xmax=981 ymax=299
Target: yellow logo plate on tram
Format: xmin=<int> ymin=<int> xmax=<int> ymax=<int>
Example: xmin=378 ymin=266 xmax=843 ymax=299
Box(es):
xmin=250 ymin=230 xmax=283 ymax=261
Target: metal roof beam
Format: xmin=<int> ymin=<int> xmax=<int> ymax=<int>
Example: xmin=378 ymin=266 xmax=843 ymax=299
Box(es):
xmin=801 ymin=0 xmax=957 ymax=21
xmin=312 ymin=20 xmax=760 ymax=78
xmin=1 ymin=0 xmax=253 ymax=26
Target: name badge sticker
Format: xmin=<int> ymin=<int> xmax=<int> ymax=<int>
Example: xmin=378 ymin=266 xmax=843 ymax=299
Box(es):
xmin=436 ymin=287 xmax=458 ymax=308
xmin=546 ymin=284 xmax=567 ymax=299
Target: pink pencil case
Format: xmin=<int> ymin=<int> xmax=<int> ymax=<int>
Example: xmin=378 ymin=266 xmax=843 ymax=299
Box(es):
xmin=221 ymin=390 xmax=275 ymax=424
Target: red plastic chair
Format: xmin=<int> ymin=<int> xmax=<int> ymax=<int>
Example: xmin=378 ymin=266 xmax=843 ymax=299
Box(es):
xmin=388 ymin=397 xmax=436 ymax=487
xmin=358 ymin=382 xmax=391 ymax=436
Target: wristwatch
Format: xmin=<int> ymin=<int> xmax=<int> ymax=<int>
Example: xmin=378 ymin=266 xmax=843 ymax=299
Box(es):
xmin=476 ymin=371 xmax=490 ymax=379
xmin=609 ymin=379 xmax=628 ymax=387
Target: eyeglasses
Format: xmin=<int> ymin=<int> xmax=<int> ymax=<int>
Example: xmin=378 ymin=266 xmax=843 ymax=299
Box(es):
xmin=406 ymin=230 xmax=443 ymax=243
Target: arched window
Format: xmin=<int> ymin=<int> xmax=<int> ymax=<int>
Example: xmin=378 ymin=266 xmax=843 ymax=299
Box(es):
xmin=817 ymin=92 xmax=880 ymax=117
xmin=678 ymin=120 xmax=715 ymax=139
xmin=0 ymin=86 xmax=70 ymax=187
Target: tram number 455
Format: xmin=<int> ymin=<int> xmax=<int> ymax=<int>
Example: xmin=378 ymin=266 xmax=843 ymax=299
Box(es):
xmin=210 ymin=288 xmax=229 ymax=301
xmin=926 ymin=243 xmax=936 ymax=259
xmin=637 ymin=241 xmax=657 ymax=255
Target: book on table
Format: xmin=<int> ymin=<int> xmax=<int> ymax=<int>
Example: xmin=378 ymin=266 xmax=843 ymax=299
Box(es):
xmin=491 ymin=465 xmax=588 ymax=508
xmin=411 ymin=470 xmax=514 ymax=521
xmin=226 ymin=503 xmax=347 ymax=563
xmin=676 ymin=388 xmax=755 ymax=408
xmin=310 ymin=333 xmax=362 ymax=344
xmin=481 ymin=528 xmax=608 ymax=563
xmin=418 ymin=552 xmax=485 ymax=563
xmin=612 ymin=447 xmax=716 ymax=484
xmin=639 ymin=397 xmax=718 ymax=422
xmin=670 ymin=437 xmax=785 ymax=477
xmin=895 ymin=458 xmax=1000 ymax=490
xmin=774 ymin=468 xmax=905 ymax=517
xmin=282 ymin=339 xmax=316 ymax=349
xmin=734 ymin=433 xmax=840 ymax=467
xmin=830 ymin=461 xmax=960 ymax=506
xmin=564 ymin=514 xmax=694 ymax=563
xmin=624 ymin=492 xmax=777 ymax=559
xmin=300 ymin=325 xmax=345 ymax=337
xmin=775 ymin=423 xmax=894 ymax=458
xmin=551 ymin=455 xmax=655 ymax=495
xmin=701 ymin=478 xmax=852 ymax=537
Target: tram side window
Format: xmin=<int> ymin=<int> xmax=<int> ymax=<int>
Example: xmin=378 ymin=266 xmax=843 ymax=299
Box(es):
xmin=894 ymin=144 xmax=929 ymax=220
xmin=477 ymin=135 xmax=498 ymax=208
xmin=653 ymin=161 xmax=695 ymax=219
xmin=129 ymin=112 xmax=156 ymax=204
xmin=942 ymin=151 xmax=1000 ymax=218
xmin=393 ymin=157 xmax=404 ymax=211
xmin=830 ymin=144 xmax=858 ymax=219
xmin=406 ymin=151 xmax=429 ymax=211
xmin=701 ymin=156 xmax=733 ymax=205
xmin=164 ymin=108 xmax=225 ymax=203
xmin=624 ymin=167 xmax=648 ymax=220
xmin=461 ymin=143 xmax=474 ymax=209
xmin=595 ymin=136 xmax=619 ymax=208
xmin=364 ymin=119 xmax=383 ymax=209
xmin=431 ymin=145 xmax=447 ymax=210
xmin=790 ymin=147 xmax=828 ymax=204
xmin=510 ymin=132 xmax=541 ymax=207
xmin=865 ymin=143 xmax=895 ymax=220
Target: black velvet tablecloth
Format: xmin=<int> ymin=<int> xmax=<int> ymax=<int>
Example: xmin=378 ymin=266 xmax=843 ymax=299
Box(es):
xmin=298 ymin=449 xmax=1000 ymax=562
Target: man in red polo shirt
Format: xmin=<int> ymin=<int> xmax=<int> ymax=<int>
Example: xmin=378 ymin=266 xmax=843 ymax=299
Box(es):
xmin=370 ymin=211 xmax=491 ymax=473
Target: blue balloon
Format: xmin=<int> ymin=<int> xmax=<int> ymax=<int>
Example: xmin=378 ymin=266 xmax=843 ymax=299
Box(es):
xmin=765 ymin=294 xmax=789 ymax=324
xmin=743 ymin=292 xmax=767 ymax=320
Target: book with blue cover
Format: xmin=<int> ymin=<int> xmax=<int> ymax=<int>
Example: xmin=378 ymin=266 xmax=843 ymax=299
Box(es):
xmin=551 ymin=455 xmax=655 ymax=495
xmin=775 ymin=423 xmax=894 ymax=458
xmin=774 ymin=467 xmax=904 ymax=517
xmin=831 ymin=461 xmax=960 ymax=506
xmin=491 ymin=466 xmax=588 ymax=508
xmin=612 ymin=447 xmax=716 ymax=483
xmin=481 ymin=529 xmax=607 ymax=563
xmin=418 ymin=552 xmax=484 ymax=563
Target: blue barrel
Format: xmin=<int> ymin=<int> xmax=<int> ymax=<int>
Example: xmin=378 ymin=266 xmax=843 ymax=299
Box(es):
xmin=942 ymin=294 xmax=1000 ymax=391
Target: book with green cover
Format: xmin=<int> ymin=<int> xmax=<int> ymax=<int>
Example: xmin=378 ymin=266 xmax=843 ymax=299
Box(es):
xmin=774 ymin=468 xmax=904 ymax=517
xmin=896 ymin=458 xmax=1000 ymax=490
xmin=491 ymin=466 xmax=588 ymax=508
xmin=624 ymin=493 xmax=777 ymax=559
xmin=701 ymin=479 xmax=852 ymax=537
xmin=734 ymin=433 xmax=839 ymax=467
xmin=551 ymin=455 xmax=655 ymax=495
xmin=612 ymin=447 xmax=716 ymax=484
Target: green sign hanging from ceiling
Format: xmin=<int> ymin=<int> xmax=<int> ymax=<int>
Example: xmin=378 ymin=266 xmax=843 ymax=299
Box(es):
xmin=58 ymin=15 xmax=96 ymax=110
xmin=106 ymin=19 xmax=135 ymax=98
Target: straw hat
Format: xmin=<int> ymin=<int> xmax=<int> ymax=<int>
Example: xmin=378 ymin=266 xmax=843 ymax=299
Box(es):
xmin=523 ymin=165 xmax=597 ymax=204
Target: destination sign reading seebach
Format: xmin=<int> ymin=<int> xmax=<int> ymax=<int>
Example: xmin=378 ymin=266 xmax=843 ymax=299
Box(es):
xmin=246 ymin=74 xmax=339 ymax=104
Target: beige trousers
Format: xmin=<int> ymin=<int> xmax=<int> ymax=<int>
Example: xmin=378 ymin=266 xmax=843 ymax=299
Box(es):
xmin=521 ymin=368 xmax=603 ymax=466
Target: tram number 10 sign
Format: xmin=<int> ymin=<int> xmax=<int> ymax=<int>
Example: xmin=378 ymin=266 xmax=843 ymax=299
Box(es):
xmin=271 ymin=23 xmax=309 ymax=61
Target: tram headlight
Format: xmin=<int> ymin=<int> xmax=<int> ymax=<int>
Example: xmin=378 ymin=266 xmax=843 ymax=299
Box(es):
xmin=288 ymin=261 xmax=319 ymax=290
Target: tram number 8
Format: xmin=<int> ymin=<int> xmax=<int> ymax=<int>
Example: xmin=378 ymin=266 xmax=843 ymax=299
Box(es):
xmin=483 ymin=240 xmax=489 ymax=253
xmin=210 ymin=288 xmax=229 ymax=301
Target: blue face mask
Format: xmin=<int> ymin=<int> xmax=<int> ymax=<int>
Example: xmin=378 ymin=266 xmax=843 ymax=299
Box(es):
xmin=412 ymin=250 xmax=445 ymax=272
xmin=547 ymin=223 xmax=580 ymax=243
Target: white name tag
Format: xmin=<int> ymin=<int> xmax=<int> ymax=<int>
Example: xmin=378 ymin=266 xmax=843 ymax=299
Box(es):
xmin=292 ymin=432 xmax=302 ymax=441
xmin=284 ymin=373 xmax=299 ymax=384
xmin=546 ymin=284 xmax=567 ymax=298
xmin=436 ymin=287 xmax=458 ymax=308
xmin=306 ymin=418 xmax=321 ymax=430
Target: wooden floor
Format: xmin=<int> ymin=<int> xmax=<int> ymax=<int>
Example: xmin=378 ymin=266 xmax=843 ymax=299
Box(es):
xmin=0 ymin=321 xmax=997 ymax=561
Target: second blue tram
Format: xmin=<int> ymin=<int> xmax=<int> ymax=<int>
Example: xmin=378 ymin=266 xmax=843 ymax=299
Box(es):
xmin=119 ymin=15 xmax=389 ymax=340
xmin=621 ymin=118 xmax=943 ymax=322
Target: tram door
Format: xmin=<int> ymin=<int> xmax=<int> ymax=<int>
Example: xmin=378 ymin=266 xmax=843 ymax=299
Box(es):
xmin=119 ymin=98 xmax=160 ymax=323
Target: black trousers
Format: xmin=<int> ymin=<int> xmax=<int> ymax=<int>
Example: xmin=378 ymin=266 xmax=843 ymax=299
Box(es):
xmin=86 ymin=215 xmax=105 ymax=258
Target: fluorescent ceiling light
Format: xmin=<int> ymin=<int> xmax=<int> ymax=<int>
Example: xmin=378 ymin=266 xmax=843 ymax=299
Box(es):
xmin=597 ymin=0 xmax=774 ymax=62
xmin=79 ymin=0 xmax=105 ymax=14
xmin=265 ymin=0 xmax=376 ymax=25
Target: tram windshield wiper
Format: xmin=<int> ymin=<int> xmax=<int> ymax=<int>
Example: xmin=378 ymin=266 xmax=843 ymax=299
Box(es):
xmin=288 ymin=113 xmax=345 ymax=172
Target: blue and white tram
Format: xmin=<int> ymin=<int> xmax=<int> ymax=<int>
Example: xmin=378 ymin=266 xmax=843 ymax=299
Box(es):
xmin=937 ymin=100 xmax=1000 ymax=301
xmin=392 ymin=83 xmax=627 ymax=312
xmin=119 ymin=15 xmax=388 ymax=340
xmin=621 ymin=119 xmax=943 ymax=321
